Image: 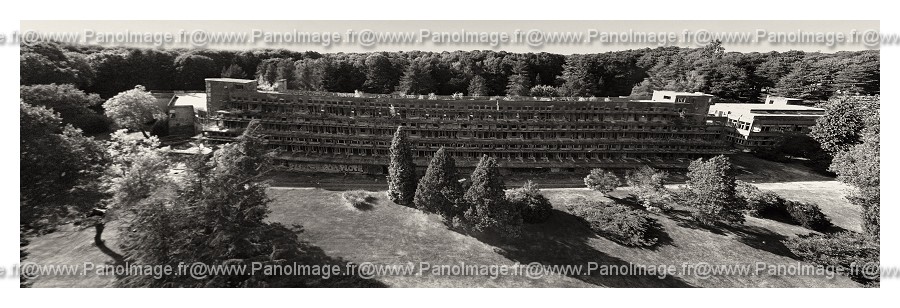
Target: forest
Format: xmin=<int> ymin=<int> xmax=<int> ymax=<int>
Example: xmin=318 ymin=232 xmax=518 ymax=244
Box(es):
xmin=22 ymin=41 xmax=879 ymax=102
xmin=20 ymin=41 xmax=880 ymax=136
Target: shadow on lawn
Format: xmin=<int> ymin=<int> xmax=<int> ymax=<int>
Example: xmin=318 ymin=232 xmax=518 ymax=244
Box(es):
xmin=475 ymin=209 xmax=693 ymax=288
xmin=723 ymin=224 xmax=798 ymax=259
xmin=94 ymin=223 xmax=125 ymax=264
xmin=662 ymin=208 xmax=799 ymax=260
xmin=295 ymin=240 xmax=388 ymax=288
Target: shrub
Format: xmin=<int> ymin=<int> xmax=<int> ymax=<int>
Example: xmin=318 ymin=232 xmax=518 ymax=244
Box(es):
xmin=784 ymin=232 xmax=879 ymax=286
xmin=342 ymin=190 xmax=376 ymax=210
xmin=735 ymin=181 xmax=831 ymax=231
xmin=584 ymin=168 xmax=620 ymax=195
xmin=565 ymin=200 xmax=658 ymax=247
xmin=735 ymin=180 xmax=786 ymax=218
xmin=506 ymin=181 xmax=553 ymax=224
xmin=784 ymin=200 xmax=832 ymax=232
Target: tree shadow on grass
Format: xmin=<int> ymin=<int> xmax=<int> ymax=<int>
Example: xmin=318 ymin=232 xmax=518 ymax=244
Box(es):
xmin=294 ymin=240 xmax=388 ymax=288
xmin=94 ymin=223 xmax=125 ymax=265
xmin=820 ymin=223 xmax=850 ymax=234
xmin=605 ymin=196 xmax=675 ymax=251
xmin=663 ymin=208 xmax=728 ymax=236
xmin=661 ymin=209 xmax=800 ymax=260
xmin=473 ymin=209 xmax=693 ymax=288
xmin=721 ymin=224 xmax=799 ymax=260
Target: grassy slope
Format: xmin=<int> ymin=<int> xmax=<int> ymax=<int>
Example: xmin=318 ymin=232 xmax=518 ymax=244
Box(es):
xmin=24 ymin=182 xmax=860 ymax=288
xmin=266 ymin=184 xmax=861 ymax=288
xmin=752 ymin=181 xmax=861 ymax=233
xmin=24 ymin=223 xmax=120 ymax=288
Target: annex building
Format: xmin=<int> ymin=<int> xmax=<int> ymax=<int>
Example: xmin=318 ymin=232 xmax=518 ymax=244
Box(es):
xmin=201 ymin=78 xmax=729 ymax=174
xmin=708 ymin=95 xmax=825 ymax=150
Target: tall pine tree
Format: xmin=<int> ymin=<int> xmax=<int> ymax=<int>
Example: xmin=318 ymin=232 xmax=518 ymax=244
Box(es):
xmin=413 ymin=147 xmax=464 ymax=220
xmin=463 ymin=155 xmax=522 ymax=237
xmin=387 ymin=126 xmax=416 ymax=206
xmin=506 ymin=61 xmax=531 ymax=97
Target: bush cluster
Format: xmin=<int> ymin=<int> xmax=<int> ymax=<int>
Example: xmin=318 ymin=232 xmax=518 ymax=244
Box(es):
xmin=506 ymin=181 xmax=553 ymax=224
xmin=736 ymin=181 xmax=785 ymax=217
xmin=784 ymin=200 xmax=831 ymax=231
xmin=565 ymin=200 xmax=659 ymax=247
xmin=342 ymin=190 xmax=376 ymax=210
xmin=583 ymin=168 xmax=620 ymax=196
xmin=625 ymin=166 xmax=674 ymax=212
xmin=784 ymin=232 xmax=879 ymax=286
xmin=735 ymin=181 xmax=831 ymax=231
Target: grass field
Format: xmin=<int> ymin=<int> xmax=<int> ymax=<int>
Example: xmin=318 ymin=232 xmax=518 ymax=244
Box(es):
xmin=24 ymin=180 xmax=862 ymax=288
xmin=264 ymin=182 xmax=862 ymax=288
xmin=23 ymin=222 xmax=121 ymax=287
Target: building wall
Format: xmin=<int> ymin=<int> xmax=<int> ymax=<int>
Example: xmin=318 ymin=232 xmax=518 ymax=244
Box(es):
xmin=711 ymin=105 xmax=823 ymax=150
xmin=205 ymin=79 xmax=258 ymax=114
xmin=203 ymin=81 xmax=728 ymax=173
xmin=168 ymin=105 xmax=198 ymax=136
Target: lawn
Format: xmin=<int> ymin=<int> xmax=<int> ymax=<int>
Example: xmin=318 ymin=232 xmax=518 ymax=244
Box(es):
xmin=265 ymin=182 xmax=862 ymax=288
xmin=23 ymin=222 xmax=121 ymax=288
xmin=24 ymin=181 xmax=862 ymax=288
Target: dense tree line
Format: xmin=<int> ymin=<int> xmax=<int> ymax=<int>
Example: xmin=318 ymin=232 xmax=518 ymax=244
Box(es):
xmin=23 ymin=41 xmax=879 ymax=102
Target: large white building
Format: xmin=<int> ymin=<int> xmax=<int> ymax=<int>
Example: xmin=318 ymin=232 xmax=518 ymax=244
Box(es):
xmin=708 ymin=97 xmax=824 ymax=150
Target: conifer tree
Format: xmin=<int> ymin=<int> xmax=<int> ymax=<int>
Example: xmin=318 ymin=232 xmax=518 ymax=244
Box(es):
xmin=387 ymin=126 xmax=416 ymax=206
xmin=506 ymin=61 xmax=531 ymax=97
xmin=463 ymin=155 xmax=522 ymax=237
xmin=413 ymin=147 xmax=465 ymax=220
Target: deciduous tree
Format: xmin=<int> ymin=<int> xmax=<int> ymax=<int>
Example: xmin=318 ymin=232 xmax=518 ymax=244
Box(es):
xmin=625 ymin=166 xmax=674 ymax=211
xmin=681 ymin=155 xmax=744 ymax=226
xmin=102 ymin=85 xmax=165 ymax=138
xmin=584 ymin=168 xmax=620 ymax=196
xmin=20 ymin=102 xmax=107 ymax=231
xmin=20 ymin=84 xmax=109 ymax=134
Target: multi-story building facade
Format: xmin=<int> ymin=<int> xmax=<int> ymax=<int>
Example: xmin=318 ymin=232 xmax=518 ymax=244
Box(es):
xmin=708 ymin=98 xmax=825 ymax=150
xmin=202 ymin=78 xmax=728 ymax=174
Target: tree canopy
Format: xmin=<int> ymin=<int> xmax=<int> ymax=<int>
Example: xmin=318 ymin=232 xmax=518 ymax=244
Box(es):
xmin=102 ymin=85 xmax=165 ymax=137
xmin=22 ymin=41 xmax=878 ymax=104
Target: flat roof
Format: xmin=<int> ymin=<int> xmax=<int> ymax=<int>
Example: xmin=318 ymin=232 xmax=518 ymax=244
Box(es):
xmin=709 ymin=103 xmax=824 ymax=120
xmin=711 ymin=103 xmax=823 ymax=112
xmin=654 ymin=90 xmax=714 ymax=96
xmin=205 ymin=78 xmax=256 ymax=83
xmin=172 ymin=92 xmax=208 ymax=112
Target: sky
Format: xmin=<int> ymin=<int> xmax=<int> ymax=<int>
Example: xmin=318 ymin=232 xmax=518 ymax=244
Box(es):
xmin=19 ymin=20 xmax=880 ymax=54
